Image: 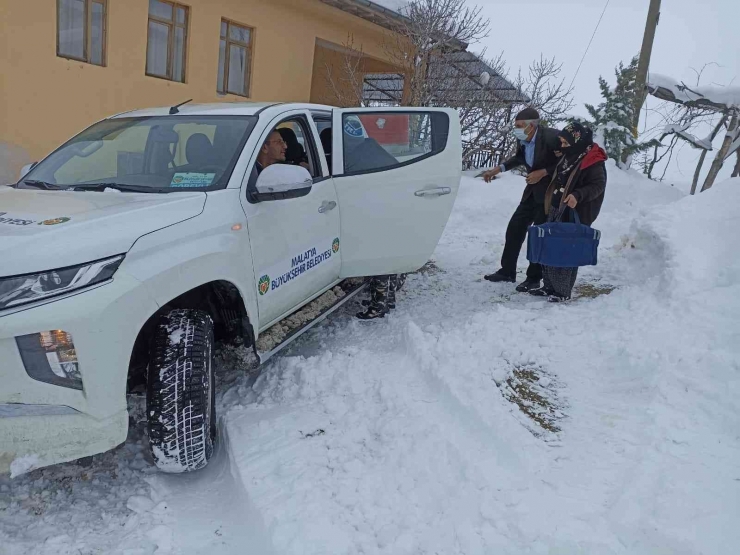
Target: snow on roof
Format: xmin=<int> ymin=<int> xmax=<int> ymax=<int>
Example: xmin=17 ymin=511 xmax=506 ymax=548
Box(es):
xmin=369 ymin=0 xmax=410 ymax=11
xmin=648 ymin=73 xmax=740 ymax=112
xmin=318 ymin=0 xmax=409 ymax=32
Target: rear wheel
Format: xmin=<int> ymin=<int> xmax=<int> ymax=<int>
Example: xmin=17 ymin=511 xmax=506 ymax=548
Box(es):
xmin=146 ymin=309 xmax=216 ymax=473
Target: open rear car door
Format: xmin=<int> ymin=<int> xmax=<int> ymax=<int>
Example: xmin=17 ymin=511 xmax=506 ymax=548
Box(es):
xmin=331 ymin=107 xmax=461 ymax=277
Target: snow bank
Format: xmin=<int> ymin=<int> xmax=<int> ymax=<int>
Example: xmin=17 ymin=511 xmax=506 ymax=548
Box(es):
xmin=216 ymin=169 xmax=739 ymax=554
xmin=630 ymin=177 xmax=740 ymax=293
xmin=4 ymin=166 xmax=738 ymax=555
xmin=9 ymin=455 xmax=39 ymax=479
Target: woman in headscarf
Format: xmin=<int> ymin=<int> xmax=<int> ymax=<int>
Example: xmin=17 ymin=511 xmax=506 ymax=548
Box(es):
xmin=530 ymin=121 xmax=608 ymax=302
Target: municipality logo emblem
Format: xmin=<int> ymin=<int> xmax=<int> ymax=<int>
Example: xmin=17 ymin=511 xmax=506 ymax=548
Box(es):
xmin=343 ymin=117 xmax=364 ymax=138
xmin=39 ymin=217 xmax=71 ymax=226
xmin=332 ymin=238 xmax=340 ymax=253
xmin=258 ymin=275 xmax=271 ymax=296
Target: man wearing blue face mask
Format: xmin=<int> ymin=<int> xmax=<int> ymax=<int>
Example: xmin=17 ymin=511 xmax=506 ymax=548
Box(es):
xmin=480 ymin=107 xmax=561 ymax=292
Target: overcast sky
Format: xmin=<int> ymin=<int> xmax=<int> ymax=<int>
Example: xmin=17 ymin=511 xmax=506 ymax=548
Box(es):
xmin=469 ymin=0 xmax=740 ymax=184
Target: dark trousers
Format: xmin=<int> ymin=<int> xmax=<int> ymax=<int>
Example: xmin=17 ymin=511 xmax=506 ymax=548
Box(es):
xmin=501 ymin=194 xmax=547 ymax=281
xmin=368 ymin=275 xmax=399 ymax=311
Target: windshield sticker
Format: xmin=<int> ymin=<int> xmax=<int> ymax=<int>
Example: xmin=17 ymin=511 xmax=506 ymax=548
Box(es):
xmin=0 ymin=212 xmax=37 ymax=226
xmin=258 ymin=238 xmax=340 ymax=296
xmin=170 ymin=172 xmax=216 ymax=188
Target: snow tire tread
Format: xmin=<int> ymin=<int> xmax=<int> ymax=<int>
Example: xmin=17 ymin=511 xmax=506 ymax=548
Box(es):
xmin=147 ymin=309 xmax=215 ymax=473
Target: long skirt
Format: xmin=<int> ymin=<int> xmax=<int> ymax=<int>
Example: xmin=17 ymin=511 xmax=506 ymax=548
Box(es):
xmin=542 ymin=205 xmax=579 ymax=298
xmin=542 ymin=265 xmax=578 ymax=298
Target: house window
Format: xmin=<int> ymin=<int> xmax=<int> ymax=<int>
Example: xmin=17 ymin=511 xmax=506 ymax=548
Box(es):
xmin=57 ymin=0 xmax=107 ymax=66
xmin=217 ymin=19 xmax=254 ymax=97
xmin=146 ymin=0 xmax=188 ymax=82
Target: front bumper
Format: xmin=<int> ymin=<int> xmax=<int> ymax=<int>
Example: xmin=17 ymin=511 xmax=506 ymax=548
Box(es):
xmin=0 ymin=404 xmax=128 ymax=475
xmin=0 ymin=269 xmax=158 ymax=475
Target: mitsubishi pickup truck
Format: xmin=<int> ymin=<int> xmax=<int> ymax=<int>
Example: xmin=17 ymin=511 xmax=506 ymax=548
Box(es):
xmin=0 ymin=102 xmax=461 ymax=475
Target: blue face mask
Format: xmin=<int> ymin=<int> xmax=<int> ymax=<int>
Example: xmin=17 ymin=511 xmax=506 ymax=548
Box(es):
xmin=513 ymin=126 xmax=530 ymax=141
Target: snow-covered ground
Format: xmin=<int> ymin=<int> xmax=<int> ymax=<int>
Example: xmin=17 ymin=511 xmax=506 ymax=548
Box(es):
xmin=2 ymin=164 xmax=739 ymax=555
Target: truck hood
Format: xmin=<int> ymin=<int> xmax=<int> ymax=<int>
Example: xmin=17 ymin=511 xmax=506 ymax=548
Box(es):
xmin=0 ymin=187 xmax=206 ymax=276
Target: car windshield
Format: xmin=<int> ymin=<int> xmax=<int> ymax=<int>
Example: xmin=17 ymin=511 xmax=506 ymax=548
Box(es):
xmin=20 ymin=115 xmax=257 ymax=191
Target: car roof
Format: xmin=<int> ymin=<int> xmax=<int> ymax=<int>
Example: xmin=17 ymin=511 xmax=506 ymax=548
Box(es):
xmin=111 ymin=102 xmax=335 ymax=118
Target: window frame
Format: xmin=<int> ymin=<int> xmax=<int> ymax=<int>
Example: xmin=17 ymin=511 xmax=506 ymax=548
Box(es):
xmin=146 ymin=0 xmax=189 ymax=83
xmin=246 ymin=115 xmax=321 ymax=204
xmin=56 ymin=0 xmax=108 ymax=66
xmin=338 ymin=110 xmax=450 ymax=177
xmin=217 ymin=18 xmax=255 ymax=98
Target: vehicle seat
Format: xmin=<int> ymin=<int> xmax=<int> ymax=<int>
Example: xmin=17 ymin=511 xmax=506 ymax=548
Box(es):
xmin=277 ymin=128 xmax=308 ymax=167
xmin=320 ymin=128 xmax=332 ymax=174
xmin=343 ymin=138 xmax=398 ymax=173
xmin=185 ymin=133 xmax=215 ymax=167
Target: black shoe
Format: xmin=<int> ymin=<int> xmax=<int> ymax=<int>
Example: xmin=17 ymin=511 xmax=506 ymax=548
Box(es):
xmin=547 ymin=294 xmax=570 ymax=303
xmin=515 ymin=278 xmax=541 ymax=293
xmin=484 ymin=270 xmax=516 ymax=283
xmin=529 ymin=286 xmax=554 ymax=297
xmin=356 ymin=307 xmax=387 ymax=320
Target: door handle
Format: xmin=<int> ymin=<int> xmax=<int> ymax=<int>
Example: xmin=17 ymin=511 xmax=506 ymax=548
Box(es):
xmin=415 ymin=187 xmax=452 ymax=198
xmin=318 ymin=200 xmax=337 ymax=213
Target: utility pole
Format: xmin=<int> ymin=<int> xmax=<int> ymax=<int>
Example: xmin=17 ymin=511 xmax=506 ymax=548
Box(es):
xmin=632 ymin=0 xmax=662 ymax=136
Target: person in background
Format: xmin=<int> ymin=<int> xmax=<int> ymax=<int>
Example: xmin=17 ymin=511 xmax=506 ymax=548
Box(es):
xmin=255 ymin=130 xmax=287 ymax=174
xmin=356 ymin=274 xmax=406 ymax=320
xmin=480 ymin=107 xmax=561 ymax=293
xmin=530 ymin=121 xmax=608 ymax=302
xmin=357 ymin=274 xmax=406 ymax=320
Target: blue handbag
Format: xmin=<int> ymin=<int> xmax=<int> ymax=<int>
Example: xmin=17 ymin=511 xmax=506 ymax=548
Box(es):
xmin=527 ymin=209 xmax=601 ymax=267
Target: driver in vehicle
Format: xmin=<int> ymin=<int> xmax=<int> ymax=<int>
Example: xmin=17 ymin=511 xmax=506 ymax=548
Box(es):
xmin=255 ymin=130 xmax=287 ymax=174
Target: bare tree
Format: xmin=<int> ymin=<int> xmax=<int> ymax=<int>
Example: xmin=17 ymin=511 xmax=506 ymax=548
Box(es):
xmin=320 ymin=1 xmax=574 ymax=169
xmin=701 ymin=109 xmax=739 ymax=192
xmin=384 ymin=0 xmax=491 ymax=107
xmin=645 ymin=65 xmax=740 ymax=192
xmin=511 ymin=57 xmax=574 ymax=125
xmin=690 ymin=113 xmax=728 ymax=194
xmin=732 ymin=151 xmax=740 ymax=178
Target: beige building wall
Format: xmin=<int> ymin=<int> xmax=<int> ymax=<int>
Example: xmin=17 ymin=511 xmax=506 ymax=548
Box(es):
xmin=0 ymin=0 xmax=399 ymax=181
xmin=310 ymin=39 xmax=400 ymax=107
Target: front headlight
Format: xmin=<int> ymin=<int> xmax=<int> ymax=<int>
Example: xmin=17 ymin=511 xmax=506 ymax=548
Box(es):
xmin=0 ymin=255 xmax=124 ymax=310
xmin=16 ymin=331 xmax=82 ymax=390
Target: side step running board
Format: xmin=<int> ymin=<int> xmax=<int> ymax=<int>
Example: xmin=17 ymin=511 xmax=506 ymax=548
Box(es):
xmin=256 ymin=280 xmax=367 ymax=366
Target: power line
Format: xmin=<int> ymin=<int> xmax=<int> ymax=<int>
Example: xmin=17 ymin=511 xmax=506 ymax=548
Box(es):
xmin=568 ymin=0 xmax=611 ymax=91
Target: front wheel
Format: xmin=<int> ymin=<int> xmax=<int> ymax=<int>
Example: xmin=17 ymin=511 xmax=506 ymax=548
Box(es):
xmin=146 ymin=309 xmax=216 ymax=473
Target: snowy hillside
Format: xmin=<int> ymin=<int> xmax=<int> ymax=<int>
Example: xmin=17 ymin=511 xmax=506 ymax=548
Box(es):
xmin=2 ymin=165 xmax=739 ymax=555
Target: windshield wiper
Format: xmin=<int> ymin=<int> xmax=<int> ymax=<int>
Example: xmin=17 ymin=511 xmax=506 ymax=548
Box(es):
xmin=70 ymin=183 xmax=161 ymax=193
xmin=21 ymin=180 xmax=67 ymax=190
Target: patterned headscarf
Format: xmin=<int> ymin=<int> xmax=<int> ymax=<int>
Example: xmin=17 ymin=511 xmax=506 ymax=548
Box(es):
xmin=558 ymin=121 xmax=594 ymax=158
xmin=556 ymin=121 xmax=594 ymax=178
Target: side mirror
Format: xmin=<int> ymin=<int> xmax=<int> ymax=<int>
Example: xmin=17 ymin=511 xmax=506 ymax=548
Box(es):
xmin=19 ymin=162 xmax=37 ymax=180
xmin=255 ymin=164 xmax=312 ymax=197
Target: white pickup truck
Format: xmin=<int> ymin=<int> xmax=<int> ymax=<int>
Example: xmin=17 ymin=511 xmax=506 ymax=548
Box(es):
xmin=0 ymin=102 xmax=460 ymax=475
